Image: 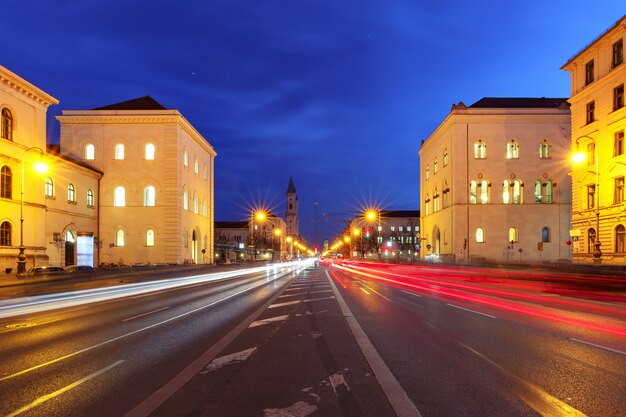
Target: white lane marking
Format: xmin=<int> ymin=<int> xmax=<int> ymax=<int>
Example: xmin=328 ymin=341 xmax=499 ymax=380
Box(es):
xmin=309 ymin=289 xmax=333 ymax=294
xmin=361 ymin=284 xmax=392 ymax=302
xmin=278 ymin=293 xmax=305 ymax=298
xmin=249 ymin=315 xmax=289 ymax=328
xmin=570 ymin=338 xmax=626 ymax=356
xmin=399 ymin=298 xmax=424 ymax=309
xmin=360 ymin=288 xmax=371 ymax=295
xmin=122 ymin=306 xmax=170 ymax=322
xmin=303 ymin=296 xmax=335 ymax=302
xmin=263 ymin=401 xmax=317 ymax=417
xmin=5 ymin=360 xmax=124 ymax=417
xmin=268 ymin=300 xmax=301 ymax=308
xmin=200 ymin=348 xmax=257 ymax=373
xmin=0 ymin=274 xmax=288 ymax=383
xmin=328 ymin=372 xmax=350 ymax=395
xmin=423 ymin=321 xmax=437 ymax=329
xmin=123 ymin=278 xmax=293 ymax=417
xmin=448 ymin=303 xmax=497 ymax=319
xmin=325 ymin=271 xmax=423 ymax=417
xmin=401 ymin=290 xmax=421 ymax=298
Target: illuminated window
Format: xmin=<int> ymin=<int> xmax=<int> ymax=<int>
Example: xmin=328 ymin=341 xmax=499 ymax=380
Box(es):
xmin=508 ymin=227 xmax=518 ymax=243
xmin=542 ymin=227 xmax=550 ymax=243
xmin=506 ymin=140 xmax=519 ymax=159
xmin=614 ymin=84 xmax=624 ymax=111
xmin=114 ymin=186 xmax=125 ymax=207
xmin=442 ymin=182 xmax=450 ymax=208
xmin=587 ymin=228 xmax=596 ymax=253
xmin=203 ymin=164 xmax=208 ymax=180
xmin=1 ymin=166 xmax=11 ymax=199
xmin=44 ymin=177 xmax=54 ymax=197
xmin=194 ymin=158 xmax=199 ymax=175
xmin=535 ymin=180 xmax=542 ymax=203
xmin=0 ymin=221 xmax=11 ymax=246
xmin=475 ymin=228 xmax=484 ymax=243
xmin=585 ymin=59 xmax=594 ymax=85
xmin=183 ymin=190 xmax=189 ymax=210
xmin=146 ymin=229 xmax=155 ymax=247
xmin=614 ymin=177 xmax=624 ymax=204
xmin=145 ymin=143 xmax=155 ymax=160
xmin=616 ymin=225 xmax=626 ymax=253
xmin=144 ymin=186 xmax=156 ymax=206
xmin=480 ymin=180 xmax=489 ymax=204
xmin=183 ymin=149 xmax=188 ymax=167
xmin=424 ymin=194 xmax=430 ymax=215
xmin=539 ymin=140 xmax=550 ymax=159
xmin=425 ymin=165 xmax=429 ymax=180
xmin=433 ymin=158 xmax=438 ymax=174
xmin=87 ymin=189 xmax=94 ymax=207
xmin=67 ymin=183 xmax=76 ymax=202
xmin=614 ymin=131 xmax=624 ymax=156
xmin=512 ymin=180 xmax=522 ymax=204
xmin=85 ymin=143 xmax=95 ymax=160
xmin=503 ymin=180 xmax=511 ymax=204
xmin=1 ymin=108 xmax=13 ymax=141
xmin=545 ymin=180 xmax=553 ymax=204
xmin=586 ymin=101 xmax=595 ymax=124
xmin=587 ymin=184 xmax=596 ymax=209
xmin=116 ymin=229 xmax=125 ymax=247
xmin=443 ymin=148 xmax=448 ymax=167
xmin=194 ymin=194 xmax=199 ymax=214
xmin=115 ymin=144 xmax=125 ymax=160
xmin=433 ymin=188 xmax=440 ymax=212
xmin=474 ymin=140 xmax=486 ymax=159
xmin=203 ymin=198 xmax=208 ymax=217
xmin=613 ymin=39 xmax=623 ymax=68
xmin=469 ymin=180 xmax=477 ymax=204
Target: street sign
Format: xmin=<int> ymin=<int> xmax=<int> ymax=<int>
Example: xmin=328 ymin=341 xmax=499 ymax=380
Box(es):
xmin=426 ymin=244 xmax=432 ymax=250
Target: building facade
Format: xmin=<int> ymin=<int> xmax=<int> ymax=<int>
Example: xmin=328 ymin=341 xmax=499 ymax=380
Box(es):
xmin=562 ymin=15 xmax=626 ymax=264
xmin=57 ymin=96 xmax=217 ymax=266
xmin=419 ymin=98 xmax=572 ymax=264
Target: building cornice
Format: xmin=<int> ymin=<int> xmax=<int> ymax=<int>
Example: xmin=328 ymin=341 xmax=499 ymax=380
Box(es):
xmin=0 ymin=65 xmax=59 ymax=108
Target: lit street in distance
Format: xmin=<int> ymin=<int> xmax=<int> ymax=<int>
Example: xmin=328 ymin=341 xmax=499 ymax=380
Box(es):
xmin=0 ymin=262 xmax=625 ymax=417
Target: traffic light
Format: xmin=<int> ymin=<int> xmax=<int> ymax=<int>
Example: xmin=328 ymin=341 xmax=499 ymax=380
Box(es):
xmin=365 ymin=229 xmax=371 ymax=238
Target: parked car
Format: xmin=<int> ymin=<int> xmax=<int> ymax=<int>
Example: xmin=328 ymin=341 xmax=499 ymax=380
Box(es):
xmin=26 ymin=266 xmax=67 ymax=277
xmin=64 ymin=265 xmax=96 ymax=273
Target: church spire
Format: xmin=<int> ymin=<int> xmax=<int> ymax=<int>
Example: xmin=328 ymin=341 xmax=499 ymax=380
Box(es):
xmin=287 ymin=176 xmax=297 ymax=194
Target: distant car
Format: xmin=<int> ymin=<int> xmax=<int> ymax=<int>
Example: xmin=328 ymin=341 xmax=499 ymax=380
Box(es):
xmin=27 ymin=266 xmax=67 ymax=277
xmin=64 ymin=265 xmax=96 ymax=273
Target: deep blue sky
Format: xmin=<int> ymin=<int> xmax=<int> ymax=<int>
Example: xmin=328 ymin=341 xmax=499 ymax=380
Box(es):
xmin=3 ymin=1 xmax=624 ymax=247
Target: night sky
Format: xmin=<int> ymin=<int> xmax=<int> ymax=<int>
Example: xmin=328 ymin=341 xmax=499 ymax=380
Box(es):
xmin=3 ymin=1 xmax=624 ymax=247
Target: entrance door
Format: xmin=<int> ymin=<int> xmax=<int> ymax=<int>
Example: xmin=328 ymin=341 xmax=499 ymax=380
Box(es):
xmin=65 ymin=230 xmax=75 ymax=266
xmin=434 ymin=228 xmax=441 ymax=254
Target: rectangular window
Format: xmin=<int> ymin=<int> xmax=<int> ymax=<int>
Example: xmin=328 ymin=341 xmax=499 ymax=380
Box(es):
xmin=614 ymin=131 xmax=624 ymax=157
xmin=614 ymin=84 xmax=624 ymax=111
xmin=587 ymin=185 xmax=595 ymax=209
xmin=586 ymin=101 xmax=595 ymax=124
xmin=587 ymin=142 xmax=595 ymax=166
xmin=585 ymin=60 xmax=594 ymax=85
xmin=614 ymin=177 xmax=625 ymax=204
xmin=390 ymin=226 xmax=395 ymax=232
xmin=613 ymin=39 xmax=623 ymax=68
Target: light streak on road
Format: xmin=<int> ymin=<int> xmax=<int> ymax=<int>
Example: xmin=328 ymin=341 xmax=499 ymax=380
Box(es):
xmin=0 ymin=260 xmax=315 ymax=319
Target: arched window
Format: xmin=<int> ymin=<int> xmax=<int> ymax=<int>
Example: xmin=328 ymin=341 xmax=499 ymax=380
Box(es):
xmin=539 ymin=140 xmax=550 ymax=159
xmin=480 ymin=180 xmax=489 ymax=204
xmin=433 ymin=187 xmax=440 ymax=212
xmin=1 ymin=108 xmax=13 ymax=140
xmin=67 ymin=183 xmax=76 ymax=202
xmin=474 ymin=140 xmax=486 ymax=159
xmin=470 ymin=180 xmax=477 ymax=204
xmin=616 ymin=225 xmax=626 ymax=253
xmin=203 ymin=164 xmax=208 ymax=180
xmin=433 ymin=158 xmax=438 ymax=174
xmin=146 ymin=229 xmax=155 ymax=247
xmin=588 ymin=228 xmax=596 ymax=253
xmin=144 ymin=186 xmax=156 ymax=206
xmin=45 ymin=177 xmax=54 ymax=197
xmin=116 ymin=229 xmax=125 ymax=247
xmin=145 ymin=143 xmax=155 ymax=160
xmin=425 ymin=165 xmax=429 ymax=180
xmin=535 ymin=180 xmax=542 ymax=203
xmin=476 ymin=227 xmax=485 ymax=243
xmin=193 ymin=194 xmax=199 ymax=214
xmin=114 ymin=186 xmax=125 ymax=207
xmin=503 ymin=180 xmax=511 ymax=204
xmin=183 ymin=190 xmax=189 ymax=210
xmin=424 ymin=193 xmax=430 ymax=215
xmin=85 ymin=143 xmax=95 ymax=160
xmin=194 ymin=158 xmax=199 ymax=175
xmin=443 ymin=148 xmax=449 ymax=167
xmin=512 ymin=180 xmax=522 ymax=204
xmin=542 ymin=227 xmax=550 ymax=242
xmin=545 ymin=180 xmax=553 ymax=204
xmin=508 ymin=227 xmax=518 ymax=243
xmin=183 ymin=230 xmax=189 ymax=248
xmin=87 ymin=189 xmax=94 ymax=207
xmin=1 ymin=166 xmax=12 ymax=199
xmin=506 ymin=140 xmax=519 ymax=159
xmin=203 ymin=198 xmax=208 ymax=217
xmin=0 ymin=221 xmax=11 ymax=246
xmin=114 ymin=144 xmax=125 ymax=160
xmin=442 ymin=181 xmax=450 ymax=208
xmin=183 ymin=149 xmax=188 ymax=167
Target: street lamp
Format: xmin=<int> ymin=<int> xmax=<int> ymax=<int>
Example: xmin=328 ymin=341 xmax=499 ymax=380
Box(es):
xmin=352 ymin=227 xmax=361 ymax=258
xmin=273 ymin=228 xmax=282 ymax=260
xmin=572 ymin=135 xmax=601 ymax=262
xmin=250 ymin=209 xmax=267 ymax=261
xmin=286 ymin=235 xmax=293 ymax=259
xmin=364 ymin=208 xmax=381 ymax=258
xmin=17 ymin=147 xmax=47 ymax=277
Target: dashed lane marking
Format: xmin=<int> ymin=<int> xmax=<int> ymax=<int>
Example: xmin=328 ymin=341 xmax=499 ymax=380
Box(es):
xmin=570 ymin=338 xmax=626 ymax=356
xmin=309 ymin=289 xmax=333 ymax=294
xmin=401 ymin=290 xmax=421 ymax=297
xmin=302 ymin=296 xmax=335 ymax=303
xmin=447 ymin=303 xmax=497 ymax=319
xmin=249 ymin=315 xmax=290 ymax=328
xmin=122 ymin=306 xmax=170 ymax=322
xmin=359 ymin=288 xmax=371 ymax=295
xmin=268 ymin=300 xmax=301 ymax=308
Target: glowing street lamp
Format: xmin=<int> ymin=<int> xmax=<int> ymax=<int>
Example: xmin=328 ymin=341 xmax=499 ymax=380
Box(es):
xmin=17 ymin=147 xmax=47 ymax=277
xmin=250 ymin=209 xmax=268 ymax=261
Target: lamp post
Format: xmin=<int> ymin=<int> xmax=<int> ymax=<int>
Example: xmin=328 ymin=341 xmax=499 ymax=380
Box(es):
xmin=573 ymin=135 xmax=601 ymax=262
xmin=365 ymin=209 xmax=381 ymax=259
xmin=250 ymin=210 xmax=266 ymax=262
xmin=273 ymin=228 xmax=282 ymax=261
xmin=286 ymin=236 xmax=293 ymax=260
xmin=17 ymin=147 xmax=47 ymax=277
xmin=352 ymin=227 xmax=361 ymax=258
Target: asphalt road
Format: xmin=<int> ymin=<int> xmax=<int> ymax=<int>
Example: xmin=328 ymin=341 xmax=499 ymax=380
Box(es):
xmin=0 ymin=261 xmax=624 ymax=417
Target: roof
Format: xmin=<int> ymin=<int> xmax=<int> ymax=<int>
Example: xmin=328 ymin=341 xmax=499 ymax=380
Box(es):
xmin=93 ymin=96 xmax=167 ymax=110
xmin=215 ymin=221 xmax=248 ymax=229
xmin=562 ymin=14 xmax=626 ymax=68
xmin=287 ymin=177 xmax=297 ymax=194
xmin=46 ymin=144 xmax=103 ymax=175
xmin=469 ymin=97 xmax=569 ymax=109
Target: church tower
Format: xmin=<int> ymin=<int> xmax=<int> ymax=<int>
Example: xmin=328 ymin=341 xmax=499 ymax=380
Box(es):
xmin=286 ymin=177 xmax=298 ymax=237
